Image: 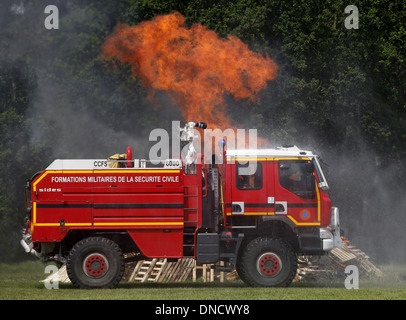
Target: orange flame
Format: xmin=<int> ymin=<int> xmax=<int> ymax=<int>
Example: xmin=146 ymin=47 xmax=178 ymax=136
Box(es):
xmin=102 ymin=12 xmax=277 ymax=145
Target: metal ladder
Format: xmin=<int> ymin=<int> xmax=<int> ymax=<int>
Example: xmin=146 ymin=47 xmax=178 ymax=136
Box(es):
xmin=183 ymin=186 xmax=198 ymax=257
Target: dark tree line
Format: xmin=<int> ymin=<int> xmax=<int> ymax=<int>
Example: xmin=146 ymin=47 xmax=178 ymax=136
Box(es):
xmin=1 ymin=0 xmax=405 ymax=262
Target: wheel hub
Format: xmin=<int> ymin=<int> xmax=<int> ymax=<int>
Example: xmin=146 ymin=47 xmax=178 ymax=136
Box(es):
xmin=257 ymin=252 xmax=282 ymax=277
xmin=83 ymin=253 xmax=109 ymax=277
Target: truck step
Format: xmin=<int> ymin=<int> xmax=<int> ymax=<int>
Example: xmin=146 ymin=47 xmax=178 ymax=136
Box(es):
xmin=183 ymin=226 xmax=196 ymax=256
xmin=213 ymin=265 xmax=233 ymax=272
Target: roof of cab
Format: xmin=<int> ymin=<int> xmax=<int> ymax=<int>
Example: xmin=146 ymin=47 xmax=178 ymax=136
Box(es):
xmin=226 ymin=145 xmax=315 ymax=158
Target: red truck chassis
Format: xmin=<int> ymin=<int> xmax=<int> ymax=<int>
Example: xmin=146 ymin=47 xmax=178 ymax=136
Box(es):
xmin=21 ymin=122 xmax=341 ymax=288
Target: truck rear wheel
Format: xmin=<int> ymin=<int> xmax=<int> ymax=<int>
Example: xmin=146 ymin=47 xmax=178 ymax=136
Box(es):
xmin=237 ymin=237 xmax=297 ymax=287
xmin=67 ymin=237 xmax=124 ymax=289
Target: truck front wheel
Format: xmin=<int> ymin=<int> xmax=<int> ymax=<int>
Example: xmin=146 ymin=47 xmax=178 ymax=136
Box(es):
xmin=67 ymin=237 xmax=125 ymax=289
xmin=237 ymin=237 xmax=297 ymax=287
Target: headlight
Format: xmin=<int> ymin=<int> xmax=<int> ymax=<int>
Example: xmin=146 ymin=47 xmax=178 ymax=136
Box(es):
xmin=320 ymin=227 xmax=332 ymax=239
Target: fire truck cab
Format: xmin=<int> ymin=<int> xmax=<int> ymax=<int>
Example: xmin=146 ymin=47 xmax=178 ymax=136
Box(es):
xmin=223 ymin=146 xmax=337 ymax=251
xmin=21 ymin=122 xmax=341 ymax=288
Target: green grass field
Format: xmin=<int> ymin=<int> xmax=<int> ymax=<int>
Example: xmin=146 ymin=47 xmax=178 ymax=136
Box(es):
xmin=1 ymin=261 xmax=405 ymax=300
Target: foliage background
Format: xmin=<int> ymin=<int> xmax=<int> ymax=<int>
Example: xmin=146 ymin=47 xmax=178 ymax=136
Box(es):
xmin=1 ymin=0 xmax=405 ymax=263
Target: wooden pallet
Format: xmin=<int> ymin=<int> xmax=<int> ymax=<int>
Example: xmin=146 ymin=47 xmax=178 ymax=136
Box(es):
xmin=159 ymin=258 xmax=195 ymax=282
xmin=128 ymin=258 xmax=167 ymax=282
xmin=125 ymin=258 xmax=196 ymax=283
xmin=296 ymin=237 xmax=383 ymax=282
xmin=330 ymin=247 xmax=357 ymax=263
xmin=329 ymin=239 xmax=383 ymax=276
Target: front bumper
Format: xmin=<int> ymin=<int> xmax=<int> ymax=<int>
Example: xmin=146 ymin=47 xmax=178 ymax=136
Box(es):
xmin=320 ymin=207 xmax=342 ymax=251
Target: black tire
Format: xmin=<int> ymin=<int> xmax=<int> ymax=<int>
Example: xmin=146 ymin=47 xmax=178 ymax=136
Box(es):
xmin=236 ymin=237 xmax=297 ymax=287
xmin=67 ymin=237 xmax=124 ymax=289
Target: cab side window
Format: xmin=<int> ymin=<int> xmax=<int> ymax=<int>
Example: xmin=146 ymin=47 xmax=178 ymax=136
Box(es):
xmin=278 ymin=160 xmax=315 ymax=199
xmin=236 ymin=162 xmax=262 ymax=190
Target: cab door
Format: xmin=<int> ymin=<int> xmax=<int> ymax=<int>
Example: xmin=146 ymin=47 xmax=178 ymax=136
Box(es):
xmin=230 ymin=160 xmax=273 ymax=218
xmin=273 ymin=159 xmax=319 ymax=226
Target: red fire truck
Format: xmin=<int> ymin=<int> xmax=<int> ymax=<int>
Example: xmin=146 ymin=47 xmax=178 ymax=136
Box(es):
xmin=21 ymin=121 xmax=341 ymax=288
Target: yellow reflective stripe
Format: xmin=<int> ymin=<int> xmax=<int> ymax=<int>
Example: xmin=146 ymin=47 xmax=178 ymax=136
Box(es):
xmin=232 ymin=158 xmax=268 ymax=161
xmin=93 ymin=170 xmax=180 ymax=174
xmin=34 ymin=223 xmax=92 ymax=227
xmin=287 ymin=216 xmax=320 ymax=226
xmin=226 ymin=157 xmax=310 ymax=161
xmin=316 ymin=181 xmax=321 ymax=222
xmin=226 ymin=212 xmax=274 ymax=216
xmin=93 ymin=222 xmax=183 ymax=226
xmin=33 ymin=171 xmax=61 ymax=191
xmin=31 ymin=202 xmax=36 ymax=233
xmin=32 ymin=222 xmax=183 ymax=227
xmin=274 ymin=157 xmax=310 ymax=161
xmin=243 ymin=212 xmax=267 ymax=215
